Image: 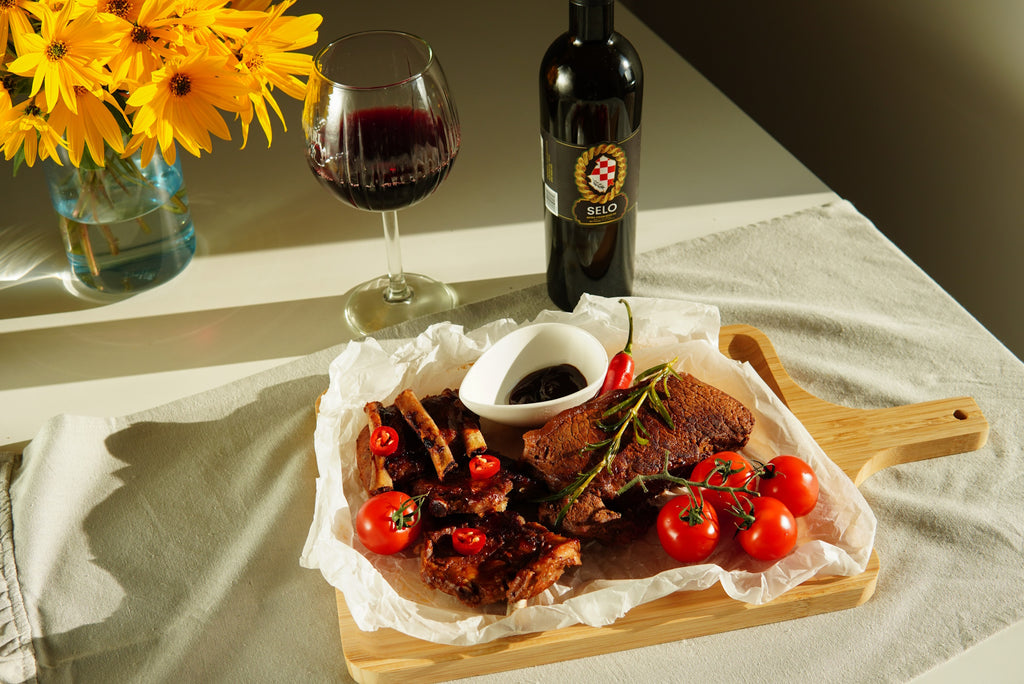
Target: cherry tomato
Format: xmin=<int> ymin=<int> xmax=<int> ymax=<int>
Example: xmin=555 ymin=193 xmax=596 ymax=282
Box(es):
xmin=600 ymin=299 xmax=635 ymax=393
xmin=355 ymin=491 xmax=421 ymax=555
xmin=452 ymin=527 xmax=487 ymax=555
xmin=468 ymin=453 xmax=501 ymax=480
xmin=689 ymin=451 xmax=755 ymax=515
xmin=657 ymin=495 xmax=720 ymax=563
xmin=369 ymin=425 xmax=399 ymax=458
xmin=736 ymin=496 xmax=798 ymax=561
xmin=757 ymin=455 xmax=819 ymax=517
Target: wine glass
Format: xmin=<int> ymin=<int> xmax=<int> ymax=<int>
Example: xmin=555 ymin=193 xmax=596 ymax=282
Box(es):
xmin=302 ymin=31 xmax=461 ymax=335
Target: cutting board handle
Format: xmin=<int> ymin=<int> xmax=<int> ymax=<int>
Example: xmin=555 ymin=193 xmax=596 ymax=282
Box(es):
xmin=719 ymin=325 xmax=990 ymax=485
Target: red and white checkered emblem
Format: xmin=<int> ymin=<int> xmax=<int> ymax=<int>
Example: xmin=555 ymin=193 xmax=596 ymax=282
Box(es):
xmin=587 ymin=155 xmax=617 ymax=193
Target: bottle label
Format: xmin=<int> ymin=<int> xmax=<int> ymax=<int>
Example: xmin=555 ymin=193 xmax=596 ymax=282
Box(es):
xmin=542 ymin=128 xmax=640 ymax=226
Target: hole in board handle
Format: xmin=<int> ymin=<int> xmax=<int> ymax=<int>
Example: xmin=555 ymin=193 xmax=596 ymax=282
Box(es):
xmin=953 ymin=409 xmax=968 ymax=420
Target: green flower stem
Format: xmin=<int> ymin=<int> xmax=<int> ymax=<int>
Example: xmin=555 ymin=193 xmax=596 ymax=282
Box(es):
xmin=64 ymin=148 xmax=173 ymax=274
xmin=75 ymin=222 xmax=100 ymax=277
xmin=100 ymin=224 xmax=120 ymax=256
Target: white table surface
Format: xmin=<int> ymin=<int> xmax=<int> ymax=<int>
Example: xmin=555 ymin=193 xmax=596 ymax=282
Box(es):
xmin=0 ymin=1 xmax=1019 ymax=681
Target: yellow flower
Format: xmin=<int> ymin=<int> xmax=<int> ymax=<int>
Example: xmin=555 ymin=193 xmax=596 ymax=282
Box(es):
xmin=172 ymin=0 xmax=262 ymax=46
xmin=77 ymin=0 xmax=142 ymax=23
xmin=1 ymin=0 xmax=35 ymax=55
xmin=104 ymin=0 xmax=183 ymax=91
xmin=8 ymin=4 xmax=118 ymax=114
xmin=2 ymin=0 xmax=321 ymax=171
xmin=46 ymin=85 xmax=127 ymax=166
xmin=234 ymin=0 xmax=319 ymax=147
xmin=239 ymin=0 xmax=317 ymax=99
xmin=0 ymin=95 xmax=68 ymax=166
xmin=126 ymin=46 xmax=249 ymax=164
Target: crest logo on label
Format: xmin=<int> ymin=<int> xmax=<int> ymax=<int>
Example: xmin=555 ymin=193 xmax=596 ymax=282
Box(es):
xmin=587 ymin=155 xmax=617 ymax=194
xmin=573 ymin=143 xmax=629 ymax=224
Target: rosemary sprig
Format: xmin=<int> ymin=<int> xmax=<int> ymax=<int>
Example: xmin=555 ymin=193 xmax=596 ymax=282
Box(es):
xmin=543 ymin=359 xmax=682 ymax=527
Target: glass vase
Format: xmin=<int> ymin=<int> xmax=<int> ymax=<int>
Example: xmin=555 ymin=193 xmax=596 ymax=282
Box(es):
xmin=43 ymin=144 xmax=196 ymax=295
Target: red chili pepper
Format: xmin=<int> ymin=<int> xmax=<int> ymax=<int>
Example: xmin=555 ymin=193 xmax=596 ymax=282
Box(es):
xmin=468 ymin=453 xmax=501 ymax=480
xmin=452 ymin=527 xmax=487 ymax=555
xmin=369 ymin=425 xmax=399 ymax=458
xmin=600 ymin=299 xmax=635 ymax=394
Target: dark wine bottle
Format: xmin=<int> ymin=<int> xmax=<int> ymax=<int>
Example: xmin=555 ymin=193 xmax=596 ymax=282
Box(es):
xmin=540 ymin=0 xmax=643 ymax=311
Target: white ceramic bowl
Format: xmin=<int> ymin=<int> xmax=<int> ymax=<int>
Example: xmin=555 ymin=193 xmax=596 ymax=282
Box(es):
xmin=459 ymin=322 xmax=608 ymax=428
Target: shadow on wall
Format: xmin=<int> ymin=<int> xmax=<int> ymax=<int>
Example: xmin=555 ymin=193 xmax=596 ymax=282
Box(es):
xmin=623 ymin=0 xmax=1024 ymax=359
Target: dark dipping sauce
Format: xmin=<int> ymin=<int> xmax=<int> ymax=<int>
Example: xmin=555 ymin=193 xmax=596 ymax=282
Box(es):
xmin=507 ymin=364 xmax=587 ymax=405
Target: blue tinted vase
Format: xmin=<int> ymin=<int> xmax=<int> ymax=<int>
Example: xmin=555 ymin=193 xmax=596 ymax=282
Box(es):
xmin=43 ymin=144 xmax=196 ymax=294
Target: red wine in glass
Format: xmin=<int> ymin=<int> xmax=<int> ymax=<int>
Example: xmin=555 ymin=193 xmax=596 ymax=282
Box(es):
xmin=303 ymin=31 xmax=461 ymax=335
xmin=308 ymin=107 xmax=457 ymax=213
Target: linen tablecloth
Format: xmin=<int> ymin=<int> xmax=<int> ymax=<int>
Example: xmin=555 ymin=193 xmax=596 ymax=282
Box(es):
xmin=5 ymin=200 xmax=1022 ymax=683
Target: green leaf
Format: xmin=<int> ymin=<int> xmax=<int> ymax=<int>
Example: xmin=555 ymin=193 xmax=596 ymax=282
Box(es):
xmin=634 ymin=361 xmax=670 ymax=383
xmin=649 ymin=388 xmax=674 ymax=429
xmin=602 ymin=393 xmax=641 ymax=418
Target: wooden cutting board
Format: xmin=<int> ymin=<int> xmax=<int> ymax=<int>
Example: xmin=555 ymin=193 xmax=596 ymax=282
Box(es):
xmin=334 ymin=324 xmax=989 ymax=683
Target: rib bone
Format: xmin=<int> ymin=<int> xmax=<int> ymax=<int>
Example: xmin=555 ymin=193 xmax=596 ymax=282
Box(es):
xmin=361 ymin=401 xmax=394 ymax=494
xmin=395 ymin=389 xmax=457 ymax=481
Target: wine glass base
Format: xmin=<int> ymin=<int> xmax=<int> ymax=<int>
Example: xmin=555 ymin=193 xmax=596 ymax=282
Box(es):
xmin=344 ymin=273 xmax=457 ymax=336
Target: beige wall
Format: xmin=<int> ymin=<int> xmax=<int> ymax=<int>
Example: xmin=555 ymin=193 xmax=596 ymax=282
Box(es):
xmin=624 ymin=0 xmax=1024 ymax=358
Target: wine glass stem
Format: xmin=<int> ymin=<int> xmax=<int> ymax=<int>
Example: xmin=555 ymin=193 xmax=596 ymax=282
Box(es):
xmin=381 ymin=210 xmax=412 ymax=303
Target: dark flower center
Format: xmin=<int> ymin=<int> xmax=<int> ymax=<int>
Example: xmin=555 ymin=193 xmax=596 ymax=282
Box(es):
xmin=130 ymin=25 xmax=152 ymax=44
xmin=169 ymin=73 xmax=191 ymax=97
xmin=46 ymin=40 xmax=68 ymax=62
xmin=103 ymin=0 xmax=131 ymax=18
xmin=245 ymin=51 xmax=264 ymax=71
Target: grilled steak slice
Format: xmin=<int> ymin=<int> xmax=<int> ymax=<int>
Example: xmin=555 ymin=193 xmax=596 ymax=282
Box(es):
xmin=522 ymin=372 xmax=754 ymax=543
xmin=420 ymin=512 xmax=581 ymax=606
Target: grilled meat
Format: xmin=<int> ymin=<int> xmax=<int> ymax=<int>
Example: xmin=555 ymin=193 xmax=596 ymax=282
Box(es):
xmin=521 ymin=372 xmax=754 ymax=543
xmin=420 ymin=512 xmax=581 ymax=606
xmin=356 ymin=390 xmax=542 ymax=517
xmin=353 ymin=370 xmax=752 ymax=607
xmin=356 ymin=390 xmax=479 ymax=495
xmin=411 ymin=456 xmax=544 ymax=518
xmin=356 ymin=402 xmax=429 ymax=495
xmin=412 ymin=471 xmax=515 ymax=518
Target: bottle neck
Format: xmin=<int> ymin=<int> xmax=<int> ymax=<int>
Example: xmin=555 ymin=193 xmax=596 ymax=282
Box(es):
xmin=570 ymin=0 xmax=614 ymax=42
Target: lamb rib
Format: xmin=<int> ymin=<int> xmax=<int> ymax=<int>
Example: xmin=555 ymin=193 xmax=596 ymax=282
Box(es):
xmin=395 ymin=389 xmax=457 ymax=481
xmin=360 ymin=402 xmax=395 ymax=494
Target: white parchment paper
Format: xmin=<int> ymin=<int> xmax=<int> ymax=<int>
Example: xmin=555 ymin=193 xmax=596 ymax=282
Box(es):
xmin=300 ymin=295 xmax=877 ymax=645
